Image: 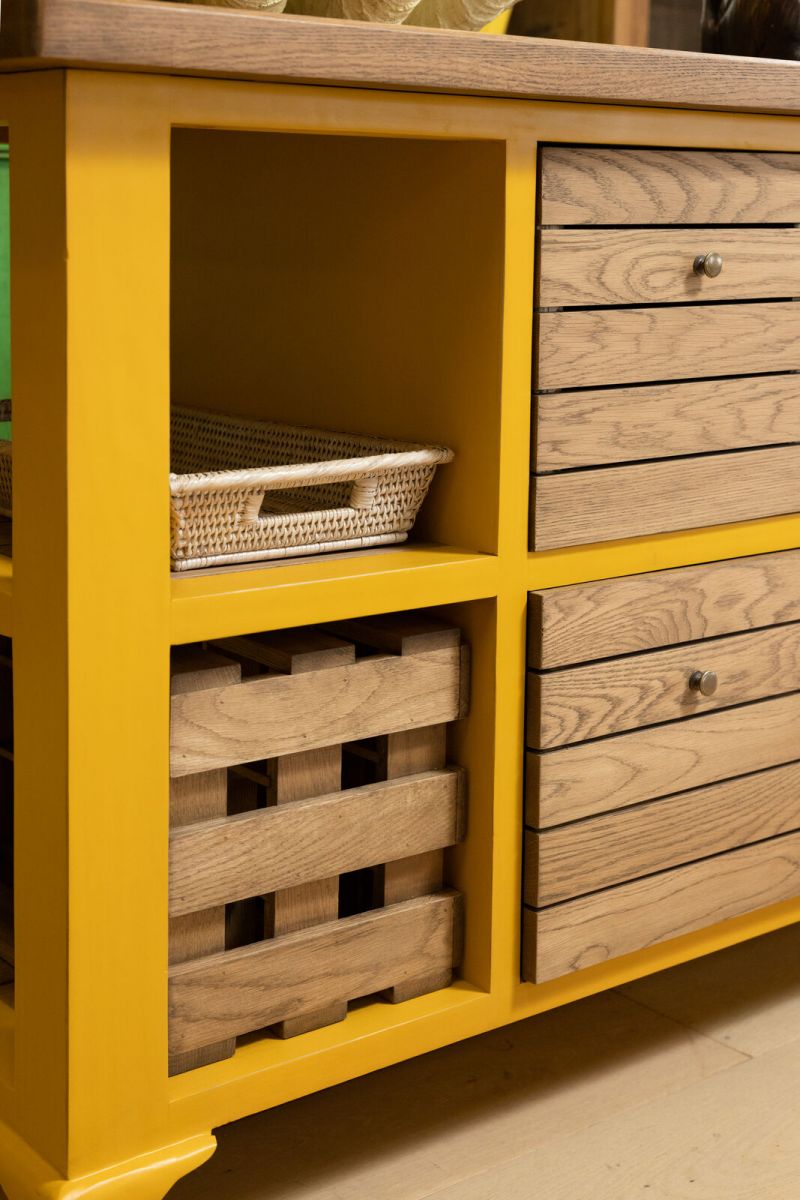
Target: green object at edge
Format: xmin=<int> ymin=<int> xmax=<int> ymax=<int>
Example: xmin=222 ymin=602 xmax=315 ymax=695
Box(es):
xmin=0 ymin=147 xmax=9 ymax=415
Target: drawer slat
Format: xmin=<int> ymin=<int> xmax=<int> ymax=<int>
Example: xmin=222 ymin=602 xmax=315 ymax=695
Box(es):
xmin=535 ymin=375 xmax=800 ymax=471
xmin=537 ymin=301 xmax=800 ymax=391
xmin=523 ymin=830 xmax=800 ymax=983
xmin=529 ymin=550 xmax=800 ymax=668
xmin=528 ymin=693 xmax=800 ymax=827
xmin=532 ymin=444 xmax=800 ymax=550
xmin=528 ymin=621 xmax=800 ymax=748
xmin=539 ymin=228 xmax=800 ymax=308
xmin=169 ymin=891 xmax=460 ymax=1055
xmin=540 ymin=148 xmax=800 ymax=226
xmin=527 ymin=759 xmax=800 ymax=906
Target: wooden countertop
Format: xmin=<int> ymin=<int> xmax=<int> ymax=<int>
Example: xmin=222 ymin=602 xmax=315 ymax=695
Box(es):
xmin=1 ymin=0 xmax=800 ymax=115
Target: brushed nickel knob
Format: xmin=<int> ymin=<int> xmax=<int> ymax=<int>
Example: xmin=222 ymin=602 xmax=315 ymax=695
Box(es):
xmin=690 ymin=669 xmax=718 ymax=697
xmin=693 ymin=251 xmax=723 ymax=278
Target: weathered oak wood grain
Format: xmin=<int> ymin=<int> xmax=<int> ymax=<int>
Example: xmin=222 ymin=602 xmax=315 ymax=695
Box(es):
xmin=536 ymin=302 xmax=800 ymax=391
xmin=528 ymin=693 xmax=800 ymax=827
xmin=527 ymin=760 xmax=800 ymax=906
xmin=528 ymin=550 xmax=800 ymax=668
xmin=539 ymin=228 xmax=800 ymax=308
xmin=169 ymin=891 xmax=461 ymax=1055
xmin=523 ymin=830 xmax=800 ymax=983
xmin=170 ymin=644 xmax=462 ymax=776
xmin=169 ymin=649 xmax=240 ymax=1074
xmin=377 ymin=724 xmax=450 ymax=1002
xmin=540 ymin=148 xmax=800 ymax=225
xmin=534 ymin=375 xmax=800 ymax=471
xmin=531 ymin=445 xmax=800 ymax=550
xmin=528 ymin=621 xmax=800 ymax=748
xmin=7 ymin=0 xmax=800 ymax=115
xmin=170 ymin=768 xmax=464 ymax=916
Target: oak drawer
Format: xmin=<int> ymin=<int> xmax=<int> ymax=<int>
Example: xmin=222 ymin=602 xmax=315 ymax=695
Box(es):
xmin=526 ymin=759 xmax=800 ymax=906
xmin=531 ymin=444 xmax=800 ymax=551
xmin=528 ymin=620 xmax=800 ymax=748
xmin=539 ymin=228 xmax=800 ymax=307
xmin=540 ymin=148 xmax=800 ymax=226
xmin=536 ymin=301 xmax=800 ymax=391
xmin=534 ymin=376 xmax=800 ymax=471
xmin=523 ymin=830 xmax=800 ymax=983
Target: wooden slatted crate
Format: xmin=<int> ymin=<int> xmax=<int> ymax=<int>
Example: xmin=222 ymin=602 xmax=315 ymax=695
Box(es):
xmin=168 ymin=613 xmax=469 ymax=1075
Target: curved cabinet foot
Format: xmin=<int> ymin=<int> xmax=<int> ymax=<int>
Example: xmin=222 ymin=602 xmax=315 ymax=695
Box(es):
xmin=0 ymin=1121 xmax=216 ymax=1200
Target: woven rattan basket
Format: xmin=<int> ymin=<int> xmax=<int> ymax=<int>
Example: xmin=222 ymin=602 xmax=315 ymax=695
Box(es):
xmin=0 ymin=407 xmax=453 ymax=571
xmin=170 ymin=406 xmax=453 ymax=570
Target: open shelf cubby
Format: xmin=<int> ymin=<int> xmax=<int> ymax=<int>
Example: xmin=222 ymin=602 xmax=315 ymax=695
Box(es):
xmin=170 ymin=129 xmax=506 ymax=564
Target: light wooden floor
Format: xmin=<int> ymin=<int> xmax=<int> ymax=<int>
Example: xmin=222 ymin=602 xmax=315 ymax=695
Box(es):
xmin=172 ymin=923 xmax=800 ymax=1200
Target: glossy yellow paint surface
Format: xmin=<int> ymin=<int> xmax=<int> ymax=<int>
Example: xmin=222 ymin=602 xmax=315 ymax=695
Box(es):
xmin=0 ymin=65 xmax=797 ymax=1200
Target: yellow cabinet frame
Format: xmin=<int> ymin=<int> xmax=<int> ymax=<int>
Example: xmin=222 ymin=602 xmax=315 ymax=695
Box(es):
xmin=0 ymin=64 xmax=798 ymax=1200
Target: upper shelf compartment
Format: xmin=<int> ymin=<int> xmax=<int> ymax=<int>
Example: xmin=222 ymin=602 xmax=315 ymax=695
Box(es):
xmin=170 ymin=129 xmax=505 ymax=566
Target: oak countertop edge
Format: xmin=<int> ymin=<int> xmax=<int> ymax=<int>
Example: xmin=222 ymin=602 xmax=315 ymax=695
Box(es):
xmin=2 ymin=0 xmax=800 ymax=115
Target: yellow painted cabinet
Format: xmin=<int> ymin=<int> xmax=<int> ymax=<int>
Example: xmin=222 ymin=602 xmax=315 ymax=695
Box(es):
xmin=0 ymin=24 xmax=796 ymax=1200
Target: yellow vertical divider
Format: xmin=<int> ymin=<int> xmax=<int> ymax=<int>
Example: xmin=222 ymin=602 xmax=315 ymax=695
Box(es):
xmin=62 ymin=72 xmax=176 ymax=1176
xmin=491 ymin=138 xmax=537 ymax=1001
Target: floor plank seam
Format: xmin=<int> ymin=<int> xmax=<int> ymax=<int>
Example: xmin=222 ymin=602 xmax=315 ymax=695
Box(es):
xmin=612 ymin=987 xmax=756 ymax=1062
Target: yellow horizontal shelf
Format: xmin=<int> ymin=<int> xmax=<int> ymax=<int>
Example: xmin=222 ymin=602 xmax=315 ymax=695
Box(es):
xmin=0 ymin=558 xmax=11 ymax=639
xmin=170 ymin=544 xmax=499 ymax=644
xmin=527 ymin=513 xmax=800 ymax=592
xmin=168 ymin=981 xmax=492 ymax=1131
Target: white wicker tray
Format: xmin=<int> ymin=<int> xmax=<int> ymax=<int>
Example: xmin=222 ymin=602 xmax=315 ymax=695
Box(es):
xmin=0 ymin=407 xmax=453 ymax=571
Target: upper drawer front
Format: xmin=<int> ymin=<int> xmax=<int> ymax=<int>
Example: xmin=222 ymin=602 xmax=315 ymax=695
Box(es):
xmin=531 ymin=444 xmax=800 ymax=551
xmin=534 ymin=375 xmax=800 ymax=471
xmin=536 ymin=300 xmax=800 ymax=391
xmin=540 ymin=148 xmax=800 ymax=225
xmin=529 ymin=550 xmax=800 ymax=668
xmin=538 ymin=227 xmax=800 ymax=307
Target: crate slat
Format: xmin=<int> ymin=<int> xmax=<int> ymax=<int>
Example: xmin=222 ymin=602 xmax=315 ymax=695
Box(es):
xmin=170 ymin=768 xmax=464 ymax=916
xmin=170 ymin=645 xmax=463 ymax=777
xmin=168 ymin=891 xmax=462 ymax=1056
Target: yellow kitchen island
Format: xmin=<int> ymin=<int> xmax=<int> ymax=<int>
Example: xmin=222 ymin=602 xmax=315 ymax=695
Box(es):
xmin=0 ymin=5 xmax=799 ymax=1198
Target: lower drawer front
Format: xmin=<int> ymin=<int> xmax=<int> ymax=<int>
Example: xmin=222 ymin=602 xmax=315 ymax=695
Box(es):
xmin=523 ymin=831 xmax=800 ymax=983
xmin=528 ymin=620 xmax=800 ymax=748
xmin=527 ymin=759 xmax=800 ymax=907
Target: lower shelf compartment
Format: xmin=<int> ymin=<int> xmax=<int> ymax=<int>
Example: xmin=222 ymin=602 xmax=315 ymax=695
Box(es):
xmin=523 ymin=829 xmax=800 ymax=984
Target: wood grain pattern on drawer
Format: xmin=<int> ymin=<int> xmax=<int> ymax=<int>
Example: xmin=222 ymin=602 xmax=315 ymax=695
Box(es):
xmin=526 ymin=759 xmax=800 ymax=906
xmin=536 ymin=301 xmax=800 ymax=390
xmin=523 ymin=830 xmax=800 ymax=983
xmin=531 ymin=445 xmax=800 ymax=551
xmin=534 ymin=375 xmax=800 ymax=471
xmin=528 ymin=693 xmax=800 ymax=826
xmin=539 ymin=228 xmax=800 ymax=307
xmin=528 ymin=551 xmax=800 ymax=668
xmin=528 ymin=621 xmax=800 ymax=748
xmin=540 ymin=148 xmax=800 ymax=226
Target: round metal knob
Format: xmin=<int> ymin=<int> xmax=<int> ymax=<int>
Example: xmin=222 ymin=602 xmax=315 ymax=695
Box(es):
xmin=693 ymin=251 xmax=723 ymax=278
xmin=690 ymin=669 xmax=718 ymax=697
